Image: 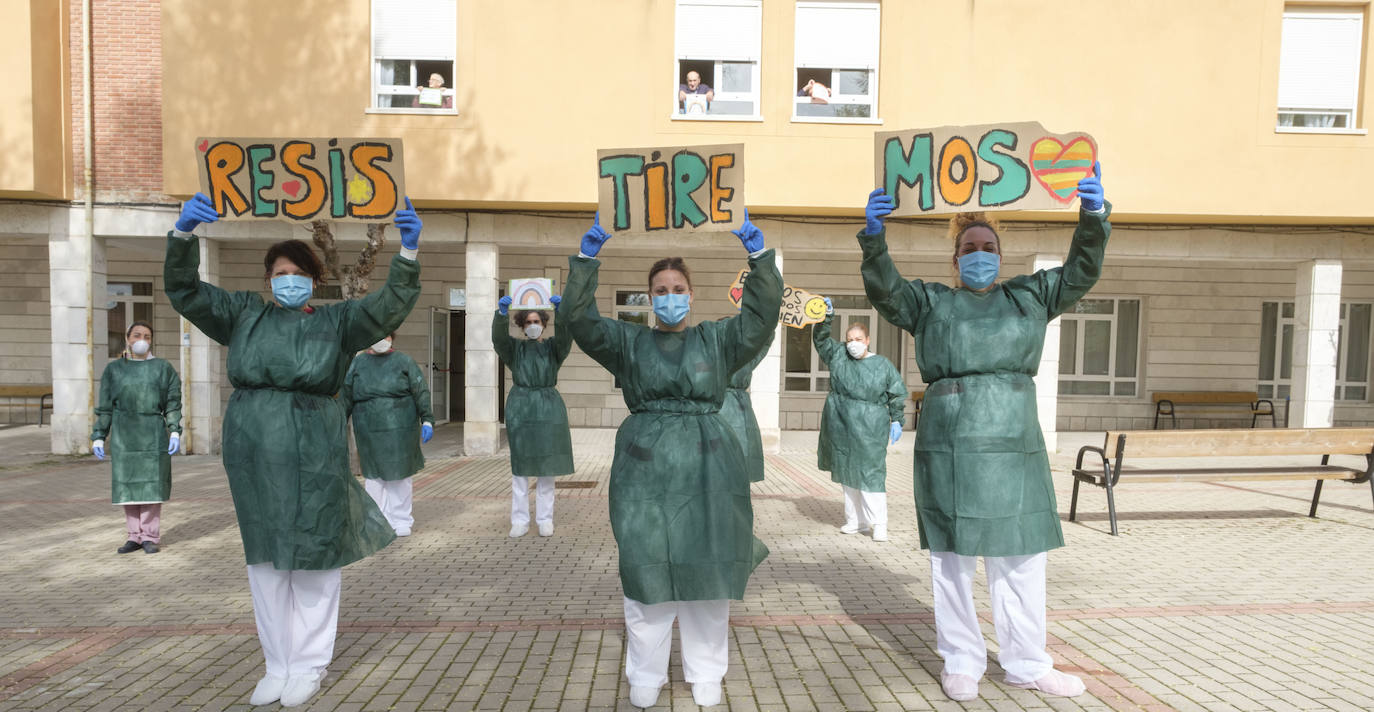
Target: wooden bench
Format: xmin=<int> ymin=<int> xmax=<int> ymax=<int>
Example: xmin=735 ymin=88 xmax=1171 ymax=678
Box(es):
xmin=910 ymin=390 xmax=924 ymax=429
xmin=1152 ymin=391 xmax=1275 ymax=429
xmin=0 ymin=385 xmax=54 ymax=426
xmin=1070 ymin=428 xmax=1374 ymax=535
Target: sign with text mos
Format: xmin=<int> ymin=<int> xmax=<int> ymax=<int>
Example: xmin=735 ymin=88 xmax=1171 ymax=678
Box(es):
xmin=875 ymin=122 xmax=1097 ymax=216
xmin=597 ymin=143 xmax=744 ymax=234
xmin=196 ymin=137 xmax=406 ymax=223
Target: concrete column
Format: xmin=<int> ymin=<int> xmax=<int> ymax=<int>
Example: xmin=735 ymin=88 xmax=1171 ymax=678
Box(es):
xmin=464 ymin=241 xmax=500 ymax=455
xmin=1031 ymin=255 xmax=1062 ymax=451
xmin=179 ymin=236 xmax=224 ymax=454
xmin=1291 ymin=259 xmax=1342 ymax=428
xmin=752 ymin=247 xmax=783 ymax=454
xmin=48 ymin=212 xmax=106 ymax=454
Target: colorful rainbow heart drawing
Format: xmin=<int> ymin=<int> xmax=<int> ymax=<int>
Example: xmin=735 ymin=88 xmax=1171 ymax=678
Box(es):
xmin=1029 ymin=136 xmax=1096 ymax=203
xmin=729 ymin=286 xmax=743 ymax=304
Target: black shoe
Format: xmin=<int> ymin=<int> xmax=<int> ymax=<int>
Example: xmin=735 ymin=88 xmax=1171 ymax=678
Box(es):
xmin=141 ymin=541 xmax=160 ymax=554
xmin=117 ymin=540 xmax=141 ymax=554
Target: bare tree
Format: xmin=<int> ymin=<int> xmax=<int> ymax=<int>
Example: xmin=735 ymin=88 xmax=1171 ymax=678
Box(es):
xmin=310 ymin=220 xmax=388 ymax=299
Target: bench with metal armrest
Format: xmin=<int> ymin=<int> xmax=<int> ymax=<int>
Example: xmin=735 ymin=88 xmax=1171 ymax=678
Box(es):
xmin=1151 ymin=391 xmax=1275 ymax=429
xmin=0 ymin=385 xmax=54 ymax=426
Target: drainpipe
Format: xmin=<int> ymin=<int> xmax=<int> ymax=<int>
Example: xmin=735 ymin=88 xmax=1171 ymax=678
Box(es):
xmin=83 ymin=0 xmax=95 ymax=434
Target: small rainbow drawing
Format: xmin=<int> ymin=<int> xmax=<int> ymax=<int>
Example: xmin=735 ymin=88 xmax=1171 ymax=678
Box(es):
xmin=509 ymin=278 xmax=554 ymax=309
xmin=1029 ymin=136 xmax=1096 ymax=203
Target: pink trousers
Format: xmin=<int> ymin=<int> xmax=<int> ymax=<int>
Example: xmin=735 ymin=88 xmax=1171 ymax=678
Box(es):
xmin=122 ymin=503 xmax=162 ymax=543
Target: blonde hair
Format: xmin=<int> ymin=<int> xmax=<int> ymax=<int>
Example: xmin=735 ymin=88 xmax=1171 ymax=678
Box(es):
xmin=947 ymin=212 xmax=1002 ymax=255
xmin=846 ymin=322 xmax=869 ymax=339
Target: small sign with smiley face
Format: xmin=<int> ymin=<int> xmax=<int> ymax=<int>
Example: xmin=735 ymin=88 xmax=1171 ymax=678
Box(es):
xmin=727 ymin=269 xmax=826 ymax=329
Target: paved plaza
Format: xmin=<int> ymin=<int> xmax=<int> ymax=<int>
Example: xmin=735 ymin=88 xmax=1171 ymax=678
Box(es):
xmin=1 ymin=424 xmax=1372 ymax=711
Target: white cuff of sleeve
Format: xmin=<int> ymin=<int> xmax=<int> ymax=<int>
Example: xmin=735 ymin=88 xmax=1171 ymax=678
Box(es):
xmin=172 ymin=229 xmax=195 ymax=239
xmin=577 ymin=251 xmax=593 ymax=260
xmin=1084 ymin=206 xmax=1106 ymax=215
xmin=423 ymin=422 xmax=433 ymax=428
xmin=93 ymin=439 xmax=104 ymax=448
xmin=399 ymin=246 xmax=418 ymax=261
xmin=748 ymin=248 xmax=767 ymax=259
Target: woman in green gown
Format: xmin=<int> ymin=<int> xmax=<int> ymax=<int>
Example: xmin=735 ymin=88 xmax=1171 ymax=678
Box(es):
xmin=164 ymin=192 xmax=423 ymax=708
xmin=91 ymin=321 xmax=182 ymax=555
xmin=564 ymin=213 xmax=781 ymax=709
xmin=342 ymin=333 xmax=434 ymax=537
xmin=492 ymin=298 xmax=574 ymax=537
xmin=812 ymin=310 xmax=905 ymax=542
xmin=858 ymin=165 xmax=1108 ymax=702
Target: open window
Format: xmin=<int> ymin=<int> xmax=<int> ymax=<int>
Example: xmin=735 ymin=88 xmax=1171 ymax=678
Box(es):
xmin=674 ymin=0 xmax=763 ymax=119
xmin=1277 ymin=7 xmax=1365 ymax=131
xmin=371 ymin=0 xmax=458 ymax=113
xmin=793 ymin=1 xmax=880 ymax=122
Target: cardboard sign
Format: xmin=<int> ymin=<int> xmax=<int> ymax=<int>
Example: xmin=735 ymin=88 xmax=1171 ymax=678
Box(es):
xmin=728 ymin=269 xmax=827 ymax=330
xmin=196 ymin=137 xmax=406 ymax=222
xmin=508 ymin=278 xmax=554 ymax=311
xmin=875 ymin=122 xmax=1096 ymax=216
xmin=597 ymin=143 xmax=744 ymax=234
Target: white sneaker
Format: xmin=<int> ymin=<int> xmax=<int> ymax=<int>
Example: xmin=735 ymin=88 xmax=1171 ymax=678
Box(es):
xmin=394 ymin=527 xmax=411 ymax=537
xmin=509 ymin=523 xmax=529 ymax=538
xmin=1007 ymin=668 xmax=1085 ymax=697
xmin=629 ymin=684 xmax=662 ymax=708
xmin=279 ymin=672 xmax=324 ymax=707
xmin=872 ymin=525 xmax=889 ymax=542
xmin=249 ymin=674 xmax=286 ymax=706
xmin=692 ymin=681 xmax=723 ymax=707
xmin=538 ymin=522 xmax=554 ymax=537
xmin=839 ymin=521 xmax=863 ymax=534
xmin=940 ymin=672 xmax=980 ymax=701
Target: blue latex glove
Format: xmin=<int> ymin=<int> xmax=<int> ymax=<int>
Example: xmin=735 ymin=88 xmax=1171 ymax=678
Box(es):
xmin=550 ymin=295 xmax=562 ymax=312
xmin=865 ymin=188 xmax=895 ymax=236
xmin=889 ymin=422 xmax=902 ymax=445
xmin=167 ymin=432 xmax=180 ymax=455
xmin=823 ymin=297 xmax=834 ymax=315
xmin=421 ymin=423 xmax=434 ymax=443
xmin=1077 ymin=162 xmax=1104 ymax=212
xmin=92 ymin=439 xmax=105 ymax=460
xmin=580 ymin=213 xmax=611 ymax=257
xmin=394 ymin=197 xmax=422 ymax=249
xmin=175 ymin=192 xmax=219 ymax=233
xmin=498 ymin=295 xmax=512 ymax=315
xmin=732 ymin=209 xmax=764 ymax=253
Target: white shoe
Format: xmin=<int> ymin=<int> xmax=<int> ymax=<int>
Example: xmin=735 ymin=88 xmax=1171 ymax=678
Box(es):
xmin=394 ymin=527 xmax=411 ymax=537
xmin=872 ymin=525 xmax=888 ymax=542
xmin=538 ymin=522 xmax=554 ymax=537
xmin=279 ymin=672 xmax=324 ymax=707
xmin=1007 ymin=668 xmax=1085 ymax=697
xmin=692 ymin=681 xmax=723 ymax=707
xmin=629 ymin=684 xmax=662 ymax=708
xmin=509 ymin=523 xmax=529 ymax=537
xmin=941 ymin=672 xmax=980 ymax=701
xmin=839 ymin=521 xmax=863 ymax=534
xmin=249 ymin=674 xmax=286 ymax=706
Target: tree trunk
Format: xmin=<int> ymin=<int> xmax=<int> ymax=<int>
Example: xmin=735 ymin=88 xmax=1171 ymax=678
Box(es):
xmin=309 ymin=220 xmax=388 ymax=300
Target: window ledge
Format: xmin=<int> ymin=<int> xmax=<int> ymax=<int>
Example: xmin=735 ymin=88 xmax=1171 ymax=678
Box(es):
xmin=1274 ymin=126 xmax=1367 ymax=135
xmin=669 ymin=114 xmax=766 ymax=123
xmin=365 ymin=107 xmax=460 ymax=116
xmin=790 ymin=116 xmax=884 ymax=125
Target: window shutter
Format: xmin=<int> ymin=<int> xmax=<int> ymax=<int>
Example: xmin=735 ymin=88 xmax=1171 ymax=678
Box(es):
xmin=1278 ymin=11 xmax=1363 ymax=111
xmin=795 ymin=1 xmax=880 ymax=69
xmin=675 ymin=0 xmax=762 ymax=61
xmin=373 ymin=0 xmax=457 ymax=61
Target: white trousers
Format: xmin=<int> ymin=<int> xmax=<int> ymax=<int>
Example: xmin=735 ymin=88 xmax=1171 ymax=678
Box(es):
xmin=364 ymin=476 xmax=414 ymax=532
xmin=245 ymin=564 xmax=342 ymax=678
xmin=842 ymin=486 xmax=887 ymax=528
xmin=511 ymin=476 xmax=555 ymax=527
xmin=622 ymin=597 xmax=730 ymax=688
xmin=930 ymin=551 xmax=1053 ymax=684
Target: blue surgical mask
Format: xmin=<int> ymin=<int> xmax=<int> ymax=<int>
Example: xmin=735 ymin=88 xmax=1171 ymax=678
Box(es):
xmin=271 ymin=274 xmax=313 ymax=309
xmin=652 ymin=293 xmax=690 ymax=326
xmin=957 ymin=251 xmax=1000 ymax=291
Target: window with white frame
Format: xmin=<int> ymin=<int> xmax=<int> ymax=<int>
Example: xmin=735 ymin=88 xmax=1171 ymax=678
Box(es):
xmin=371 ymin=0 xmax=457 ymax=112
xmin=1260 ymin=300 xmax=1371 ymax=400
xmin=1277 ymin=7 xmax=1364 ymax=130
xmin=784 ymin=295 xmax=902 ymax=392
xmin=793 ymin=1 xmax=880 ymax=121
xmin=674 ymin=0 xmax=763 ymax=118
xmin=1058 ymin=298 xmax=1141 ymax=396
xmin=106 ymin=282 xmax=154 ymax=359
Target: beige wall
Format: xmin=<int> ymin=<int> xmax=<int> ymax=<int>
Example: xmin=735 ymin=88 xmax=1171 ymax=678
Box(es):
xmin=0 ymin=0 xmax=70 ymax=199
xmin=163 ymin=0 xmax=1374 ymax=222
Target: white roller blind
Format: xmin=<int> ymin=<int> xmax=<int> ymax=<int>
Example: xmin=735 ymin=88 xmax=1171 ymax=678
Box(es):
xmin=373 ymin=0 xmax=457 ymax=60
xmin=795 ymin=1 xmax=880 ymax=69
xmin=676 ymin=0 xmax=762 ymax=61
xmin=1277 ymin=10 xmax=1363 ymax=110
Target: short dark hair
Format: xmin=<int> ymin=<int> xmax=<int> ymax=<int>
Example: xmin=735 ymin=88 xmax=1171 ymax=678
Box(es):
xmin=516 ymin=310 xmax=548 ymax=328
xmin=263 ymin=240 xmax=326 ymax=283
xmin=648 ymin=257 xmax=692 ymax=291
xmin=126 ymin=321 xmax=154 ymax=338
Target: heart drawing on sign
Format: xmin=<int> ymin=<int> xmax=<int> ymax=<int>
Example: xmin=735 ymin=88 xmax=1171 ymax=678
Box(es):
xmin=729 ymin=286 xmax=744 ymax=304
xmin=1029 ymin=136 xmax=1096 ymax=203
xmin=197 ymin=139 xmax=209 ymax=152
xmin=281 ymin=180 xmax=302 ymax=198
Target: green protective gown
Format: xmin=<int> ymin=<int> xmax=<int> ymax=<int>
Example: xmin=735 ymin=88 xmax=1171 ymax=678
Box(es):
xmin=491 ymin=311 xmax=575 ymax=476
xmin=564 ymin=249 xmax=782 ymax=604
xmin=92 ymin=356 xmax=183 ymax=504
xmin=813 ymin=314 xmax=905 ymax=493
xmin=164 ymin=233 xmax=420 ymax=570
xmin=342 ymin=350 xmax=433 ymax=481
xmin=718 ymin=326 xmax=775 ymax=483
xmin=859 ymin=204 xmax=1113 ymax=557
